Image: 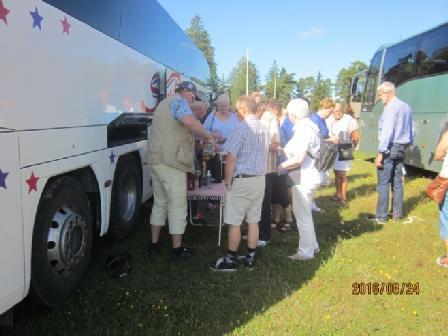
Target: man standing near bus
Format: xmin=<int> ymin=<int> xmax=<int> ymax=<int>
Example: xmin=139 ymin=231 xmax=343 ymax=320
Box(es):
xmin=209 ymin=96 xmax=269 ymax=271
xmin=147 ymin=81 xmax=215 ymax=260
xmin=370 ymin=81 xmax=413 ymax=224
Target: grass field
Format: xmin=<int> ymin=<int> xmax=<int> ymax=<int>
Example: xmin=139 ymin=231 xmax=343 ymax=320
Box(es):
xmin=2 ymin=154 xmax=447 ymax=336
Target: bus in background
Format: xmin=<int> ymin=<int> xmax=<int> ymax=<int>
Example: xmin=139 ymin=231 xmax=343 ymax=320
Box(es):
xmin=0 ymin=0 xmax=209 ymax=315
xmin=354 ymin=22 xmax=448 ymax=172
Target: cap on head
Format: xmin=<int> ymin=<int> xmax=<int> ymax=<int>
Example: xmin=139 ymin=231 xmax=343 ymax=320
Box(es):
xmin=287 ymin=98 xmax=310 ymax=120
xmin=175 ymin=81 xmax=202 ymax=101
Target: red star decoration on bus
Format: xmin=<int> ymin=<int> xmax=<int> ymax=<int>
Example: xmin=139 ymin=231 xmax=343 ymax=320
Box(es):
xmin=26 ymin=171 xmax=39 ymax=193
xmin=61 ymin=16 xmax=71 ymax=35
xmin=0 ymin=0 xmax=10 ymax=25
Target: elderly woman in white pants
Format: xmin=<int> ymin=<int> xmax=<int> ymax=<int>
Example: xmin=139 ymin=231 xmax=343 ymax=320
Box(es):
xmin=278 ymin=98 xmax=321 ymax=260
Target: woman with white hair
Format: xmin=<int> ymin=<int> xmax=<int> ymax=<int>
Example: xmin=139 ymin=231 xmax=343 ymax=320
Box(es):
xmin=203 ymin=93 xmax=239 ymax=145
xmin=277 ymin=98 xmax=321 ymax=260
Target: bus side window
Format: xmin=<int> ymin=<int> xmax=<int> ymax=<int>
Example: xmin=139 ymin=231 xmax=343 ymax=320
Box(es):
xmin=382 ymin=37 xmax=418 ymax=86
xmin=416 ymin=24 xmax=448 ymax=78
xmin=43 ymin=0 xmax=122 ymax=39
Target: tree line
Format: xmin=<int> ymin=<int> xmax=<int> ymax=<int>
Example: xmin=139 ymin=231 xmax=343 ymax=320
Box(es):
xmin=186 ymin=16 xmax=369 ymax=111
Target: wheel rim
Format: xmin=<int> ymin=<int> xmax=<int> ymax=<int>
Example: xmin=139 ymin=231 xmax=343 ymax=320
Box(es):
xmin=118 ymin=173 xmax=137 ymax=222
xmin=47 ymin=205 xmax=88 ymax=275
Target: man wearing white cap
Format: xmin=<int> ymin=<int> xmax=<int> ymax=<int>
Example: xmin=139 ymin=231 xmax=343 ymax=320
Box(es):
xmin=277 ymin=98 xmax=321 ymax=260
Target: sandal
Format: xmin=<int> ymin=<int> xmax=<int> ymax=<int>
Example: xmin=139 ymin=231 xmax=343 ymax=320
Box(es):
xmin=331 ymin=195 xmax=341 ymax=202
xmin=271 ymin=221 xmax=280 ymax=229
xmin=279 ymin=220 xmax=292 ymax=232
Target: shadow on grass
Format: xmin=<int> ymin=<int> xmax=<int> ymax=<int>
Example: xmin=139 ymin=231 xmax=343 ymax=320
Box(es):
xmin=5 ymin=195 xmax=385 ymax=336
xmin=403 ymin=191 xmax=427 ymax=217
xmin=347 ymin=183 xmax=377 ymax=199
xmin=347 ymin=173 xmax=370 ymax=182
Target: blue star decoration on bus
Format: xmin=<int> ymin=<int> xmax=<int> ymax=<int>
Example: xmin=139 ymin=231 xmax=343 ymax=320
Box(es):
xmin=0 ymin=168 xmax=9 ymax=189
xmin=26 ymin=171 xmax=39 ymax=193
xmin=109 ymin=151 xmax=116 ymax=164
xmin=30 ymin=6 xmax=43 ymax=30
xmin=0 ymin=0 xmax=10 ymax=25
xmin=61 ymin=16 xmax=71 ymax=35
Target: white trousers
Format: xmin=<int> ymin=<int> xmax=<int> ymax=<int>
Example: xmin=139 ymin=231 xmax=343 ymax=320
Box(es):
xmin=291 ymin=184 xmax=320 ymax=258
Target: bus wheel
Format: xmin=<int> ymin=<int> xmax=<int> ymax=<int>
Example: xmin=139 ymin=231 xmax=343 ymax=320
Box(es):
xmin=29 ymin=176 xmax=93 ymax=307
xmin=109 ymin=155 xmax=142 ymax=241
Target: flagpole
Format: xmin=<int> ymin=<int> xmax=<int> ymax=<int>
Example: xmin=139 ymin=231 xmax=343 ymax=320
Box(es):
xmin=246 ymin=48 xmax=249 ymax=95
xmin=274 ymin=75 xmax=277 ymax=99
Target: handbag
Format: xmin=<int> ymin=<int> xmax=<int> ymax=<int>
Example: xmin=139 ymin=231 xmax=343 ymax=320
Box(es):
xmin=426 ymin=175 xmax=448 ymax=204
xmin=337 ymin=143 xmax=354 ymax=161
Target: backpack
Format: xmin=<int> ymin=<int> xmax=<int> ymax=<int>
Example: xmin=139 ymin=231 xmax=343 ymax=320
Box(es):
xmin=309 ymin=136 xmax=338 ymax=172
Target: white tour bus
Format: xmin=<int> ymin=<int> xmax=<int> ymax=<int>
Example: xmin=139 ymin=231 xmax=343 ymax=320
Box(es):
xmin=0 ymin=0 xmax=210 ymax=315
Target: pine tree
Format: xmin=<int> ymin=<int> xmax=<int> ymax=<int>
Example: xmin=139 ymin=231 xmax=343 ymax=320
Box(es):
xmin=228 ymin=57 xmax=260 ymax=104
xmin=186 ymin=16 xmax=218 ymax=92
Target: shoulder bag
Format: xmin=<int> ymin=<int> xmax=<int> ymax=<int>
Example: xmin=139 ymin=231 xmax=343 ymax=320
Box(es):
xmin=426 ymin=175 xmax=448 ymax=204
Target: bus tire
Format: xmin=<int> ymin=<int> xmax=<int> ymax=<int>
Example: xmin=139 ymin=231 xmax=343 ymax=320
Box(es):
xmin=29 ymin=176 xmax=93 ymax=307
xmin=109 ymin=155 xmax=142 ymax=241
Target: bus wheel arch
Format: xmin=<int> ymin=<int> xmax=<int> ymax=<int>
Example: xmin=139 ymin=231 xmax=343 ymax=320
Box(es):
xmin=29 ymin=175 xmax=94 ymax=307
xmin=108 ymin=152 xmax=142 ymax=241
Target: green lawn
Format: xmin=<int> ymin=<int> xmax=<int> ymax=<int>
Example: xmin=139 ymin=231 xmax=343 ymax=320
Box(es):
xmin=3 ymin=154 xmax=447 ymax=336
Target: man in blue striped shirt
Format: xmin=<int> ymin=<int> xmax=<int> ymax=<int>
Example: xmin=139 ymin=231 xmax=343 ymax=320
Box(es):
xmin=371 ymin=81 xmax=413 ymax=224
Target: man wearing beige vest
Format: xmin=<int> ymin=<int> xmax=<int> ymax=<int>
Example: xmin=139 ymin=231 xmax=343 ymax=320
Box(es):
xmin=147 ymin=81 xmax=215 ymax=260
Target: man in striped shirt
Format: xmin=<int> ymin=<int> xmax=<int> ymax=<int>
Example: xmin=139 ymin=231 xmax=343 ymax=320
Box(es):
xmin=209 ymin=96 xmax=269 ymax=272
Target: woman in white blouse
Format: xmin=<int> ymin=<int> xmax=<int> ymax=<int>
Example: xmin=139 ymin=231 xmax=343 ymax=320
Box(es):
xmin=278 ymin=98 xmax=321 ymax=260
xmin=326 ymin=103 xmax=360 ymax=204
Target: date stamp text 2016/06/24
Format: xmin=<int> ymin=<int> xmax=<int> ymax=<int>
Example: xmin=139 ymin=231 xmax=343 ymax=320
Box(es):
xmin=352 ymin=282 xmax=420 ymax=295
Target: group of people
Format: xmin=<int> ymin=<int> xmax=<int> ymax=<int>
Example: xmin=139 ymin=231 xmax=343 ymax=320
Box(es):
xmin=145 ymin=80 xmax=360 ymax=269
xmin=146 ymin=79 xmax=448 ymax=270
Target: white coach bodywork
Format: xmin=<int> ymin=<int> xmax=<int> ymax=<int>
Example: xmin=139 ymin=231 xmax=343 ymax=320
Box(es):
xmin=0 ymin=0 xmax=162 ymax=313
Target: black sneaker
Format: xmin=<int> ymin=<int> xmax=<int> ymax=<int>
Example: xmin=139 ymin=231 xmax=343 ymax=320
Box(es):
xmin=209 ymin=256 xmax=237 ymax=272
xmin=171 ymin=246 xmax=194 ymax=261
xmin=147 ymin=243 xmax=160 ymax=257
xmin=243 ymin=255 xmax=255 ymax=271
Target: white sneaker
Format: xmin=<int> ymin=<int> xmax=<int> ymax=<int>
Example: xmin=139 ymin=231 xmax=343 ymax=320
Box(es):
xmin=311 ymin=202 xmax=321 ymax=212
xmin=256 ymin=240 xmax=269 ymax=247
xmin=288 ymin=253 xmax=314 ymax=261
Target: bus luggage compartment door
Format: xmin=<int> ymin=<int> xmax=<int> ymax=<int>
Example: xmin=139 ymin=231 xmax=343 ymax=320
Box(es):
xmin=0 ymin=132 xmax=25 ymax=314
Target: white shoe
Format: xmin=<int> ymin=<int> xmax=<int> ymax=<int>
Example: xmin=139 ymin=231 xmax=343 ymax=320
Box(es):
xmin=288 ymin=253 xmax=314 ymax=261
xmin=311 ymin=202 xmax=321 ymax=212
xmin=256 ymin=240 xmax=269 ymax=247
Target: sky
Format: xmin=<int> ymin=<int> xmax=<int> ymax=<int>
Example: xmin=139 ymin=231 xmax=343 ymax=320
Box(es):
xmin=158 ymin=0 xmax=448 ymax=84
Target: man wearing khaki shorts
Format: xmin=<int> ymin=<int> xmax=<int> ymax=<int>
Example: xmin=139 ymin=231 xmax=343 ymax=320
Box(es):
xmin=147 ymin=81 xmax=214 ymax=260
xmin=209 ymin=96 xmax=268 ymax=271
